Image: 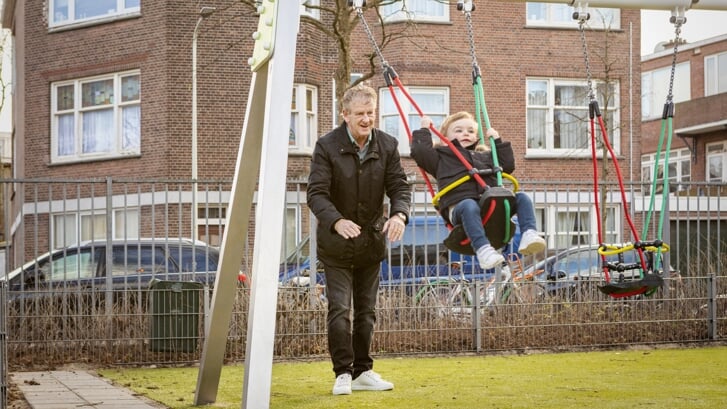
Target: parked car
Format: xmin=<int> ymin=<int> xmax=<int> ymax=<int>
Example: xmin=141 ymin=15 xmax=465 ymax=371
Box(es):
xmin=279 ymin=215 xmax=522 ymax=289
xmin=3 ymin=238 xmax=231 ymax=299
xmin=527 ymin=244 xmax=675 ymax=299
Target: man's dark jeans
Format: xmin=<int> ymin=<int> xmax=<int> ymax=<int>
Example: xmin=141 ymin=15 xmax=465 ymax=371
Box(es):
xmin=324 ymin=262 xmax=380 ymax=378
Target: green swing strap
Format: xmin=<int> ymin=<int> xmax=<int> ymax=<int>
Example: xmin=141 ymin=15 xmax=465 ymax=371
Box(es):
xmin=437 ymin=3 xmax=518 ymax=254
xmin=641 ymin=22 xmax=683 ymax=278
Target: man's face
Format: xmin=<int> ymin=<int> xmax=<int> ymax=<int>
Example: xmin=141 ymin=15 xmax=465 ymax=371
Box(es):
xmin=343 ymin=97 xmax=376 ymax=140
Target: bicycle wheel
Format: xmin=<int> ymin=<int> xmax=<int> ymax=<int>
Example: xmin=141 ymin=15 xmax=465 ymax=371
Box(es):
xmin=415 ymin=282 xmax=452 ymax=320
xmin=509 ymin=282 xmax=550 ymax=304
xmin=416 ymin=281 xmax=472 ymax=319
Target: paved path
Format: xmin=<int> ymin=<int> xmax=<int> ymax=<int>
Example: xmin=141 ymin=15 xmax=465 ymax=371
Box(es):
xmin=11 ymin=371 xmax=164 ymax=409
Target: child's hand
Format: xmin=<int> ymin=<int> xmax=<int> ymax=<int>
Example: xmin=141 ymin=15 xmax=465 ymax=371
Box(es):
xmin=420 ymin=116 xmax=432 ymax=129
xmin=486 ymin=128 xmax=500 ymax=139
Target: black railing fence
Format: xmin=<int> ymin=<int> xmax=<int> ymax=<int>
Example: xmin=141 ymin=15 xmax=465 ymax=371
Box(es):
xmin=1 ymin=178 xmax=724 ymax=368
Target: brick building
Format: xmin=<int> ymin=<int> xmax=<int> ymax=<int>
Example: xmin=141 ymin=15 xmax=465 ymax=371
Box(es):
xmin=1 ymin=1 xmax=647 ymax=267
xmin=641 ymin=33 xmax=727 ymax=190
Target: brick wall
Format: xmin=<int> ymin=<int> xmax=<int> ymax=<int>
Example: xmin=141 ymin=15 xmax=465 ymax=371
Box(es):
xmin=641 ymin=36 xmax=727 ymax=182
xmin=17 ymin=2 xmax=642 ymax=185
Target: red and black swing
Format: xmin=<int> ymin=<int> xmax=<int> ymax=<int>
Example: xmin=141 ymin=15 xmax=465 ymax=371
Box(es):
xmin=351 ymin=0 xmax=517 ymax=255
xmin=575 ymin=7 xmax=676 ymax=298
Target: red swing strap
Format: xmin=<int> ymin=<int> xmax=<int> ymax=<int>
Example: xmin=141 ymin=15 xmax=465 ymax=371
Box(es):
xmin=577 ymin=10 xmax=663 ymax=298
xmin=353 ymin=2 xmax=511 ymax=253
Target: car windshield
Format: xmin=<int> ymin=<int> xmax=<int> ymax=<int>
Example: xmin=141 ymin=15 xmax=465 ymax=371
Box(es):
xmin=543 ymin=246 xmax=641 ymax=279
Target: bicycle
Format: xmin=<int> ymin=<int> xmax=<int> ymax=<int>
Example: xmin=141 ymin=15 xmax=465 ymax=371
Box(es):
xmin=414 ymin=254 xmax=548 ymax=320
xmin=483 ymin=253 xmax=549 ymax=307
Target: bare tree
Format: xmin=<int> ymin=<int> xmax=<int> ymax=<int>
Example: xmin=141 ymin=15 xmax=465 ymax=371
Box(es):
xmin=238 ymin=0 xmax=448 ymax=114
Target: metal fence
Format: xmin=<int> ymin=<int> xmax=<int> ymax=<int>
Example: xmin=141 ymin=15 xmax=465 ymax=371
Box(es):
xmin=1 ymin=281 xmax=7 ymax=409
xmin=1 ymin=178 xmax=725 ymax=369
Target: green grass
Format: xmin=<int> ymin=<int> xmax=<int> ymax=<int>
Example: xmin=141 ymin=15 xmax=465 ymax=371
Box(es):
xmin=100 ymin=346 xmax=727 ymax=409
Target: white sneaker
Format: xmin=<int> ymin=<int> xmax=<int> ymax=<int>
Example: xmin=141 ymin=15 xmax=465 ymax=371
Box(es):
xmin=332 ymin=373 xmax=352 ymax=395
xmin=476 ymin=245 xmax=505 ymax=269
xmin=519 ymin=229 xmax=546 ymax=255
xmin=351 ymin=370 xmax=394 ymax=391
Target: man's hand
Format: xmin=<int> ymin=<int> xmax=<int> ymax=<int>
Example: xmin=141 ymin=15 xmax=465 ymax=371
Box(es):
xmin=383 ymin=214 xmax=406 ymax=242
xmin=334 ymin=219 xmax=361 ymax=239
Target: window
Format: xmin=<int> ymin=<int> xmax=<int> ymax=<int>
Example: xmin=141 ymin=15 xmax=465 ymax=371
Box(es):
xmin=554 ymin=208 xmax=590 ymax=249
xmin=51 ymin=71 xmax=141 ymax=164
xmin=281 ymin=206 xmax=300 ymax=263
xmin=526 ymin=2 xmax=620 ymax=29
xmin=545 ymin=204 xmax=621 ymax=249
xmin=526 ymin=78 xmax=619 ymax=157
xmin=53 ymin=209 xmax=139 ymax=249
xmin=707 ymin=141 xmax=727 ymax=182
xmin=300 ymin=0 xmax=320 ymax=20
xmin=705 ymin=51 xmax=727 ymax=96
xmin=380 ymin=87 xmax=449 ymax=155
xmin=641 ymin=148 xmax=691 ymax=193
xmin=380 ymin=0 xmax=449 ymax=23
xmin=289 ymin=84 xmax=318 ymax=151
xmin=538 ymin=204 xmax=619 ymax=249
xmin=49 ymin=0 xmax=141 ymax=28
xmin=198 ymin=205 xmax=227 ymax=246
xmin=641 ymin=62 xmax=690 ymax=119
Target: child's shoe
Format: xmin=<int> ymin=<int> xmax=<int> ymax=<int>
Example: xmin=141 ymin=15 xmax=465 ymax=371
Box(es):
xmin=518 ymin=230 xmax=546 ymax=255
xmin=476 ymin=245 xmax=505 ymax=269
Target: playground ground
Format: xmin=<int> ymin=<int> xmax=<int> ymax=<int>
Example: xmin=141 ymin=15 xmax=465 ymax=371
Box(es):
xmin=88 ymin=344 xmax=726 ymax=408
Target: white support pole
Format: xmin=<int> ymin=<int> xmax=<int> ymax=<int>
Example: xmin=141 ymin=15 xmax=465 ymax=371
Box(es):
xmin=241 ymin=5 xmax=299 ymax=407
xmin=194 ymin=2 xmax=300 ymax=408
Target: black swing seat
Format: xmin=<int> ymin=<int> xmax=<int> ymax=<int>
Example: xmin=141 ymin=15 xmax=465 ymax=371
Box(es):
xmin=443 ymin=186 xmax=517 ymax=255
xmin=598 ymin=273 xmax=664 ymax=298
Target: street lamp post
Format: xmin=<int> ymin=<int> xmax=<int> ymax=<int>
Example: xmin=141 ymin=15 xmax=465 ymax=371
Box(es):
xmin=192 ymin=6 xmax=215 ymax=242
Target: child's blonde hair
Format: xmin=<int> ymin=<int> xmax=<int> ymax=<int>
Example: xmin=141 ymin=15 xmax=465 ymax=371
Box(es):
xmin=439 ymin=111 xmax=488 ymax=151
xmin=439 ymin=111 xmax=477 ymax=136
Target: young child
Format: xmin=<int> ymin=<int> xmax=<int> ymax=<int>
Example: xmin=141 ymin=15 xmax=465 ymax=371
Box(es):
xmin=411 ymin=112 xmax=545 ymax=269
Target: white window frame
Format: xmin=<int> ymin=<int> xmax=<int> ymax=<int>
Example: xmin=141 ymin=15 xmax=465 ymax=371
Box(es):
xmin=289 ymin=83 xmax=318 ymax=152
xmin=641 ymin=148 xmax=691 ymax=193
xmin=542 ymin=204 xmax=620 ymax=249
xmin=379 ymin=86 xmax=449 ymax=156
xmin=525 ymin=2 xmax=620 ymax=29
xmin=300 ymin=0 xmax=320 ymax=20
xmin=705 ymin=51 xmax=727 ymax=97
xmin=281 ymin=205 xmax=301 ymax=262
xmin=526 ymin=78 xmax=620 ymax=158
xmin=51 ymin=70 xmax=141 ymax=164
xmin=49 ymin=0 xmax=141 ymax=29
xmin=198 ymin=204 xmax=227 ymax=246
xmin=706 ymin=141 xmax=727 ymax=182
xmin=641 ymin=62 xmax=690 ymax=120
xmin=380 ymin=0 xmax=450 ymax=24
xmin=52 ymin=208 xmax=139 ymax=249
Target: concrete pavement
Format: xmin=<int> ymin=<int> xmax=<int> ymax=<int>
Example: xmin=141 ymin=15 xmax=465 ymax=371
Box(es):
xmin=11 ymin=370 xmax=164 ymax=409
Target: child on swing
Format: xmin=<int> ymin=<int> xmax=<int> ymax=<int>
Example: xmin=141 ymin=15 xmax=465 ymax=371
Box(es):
xmin=411 ymin=112 xmax=545 ymax=269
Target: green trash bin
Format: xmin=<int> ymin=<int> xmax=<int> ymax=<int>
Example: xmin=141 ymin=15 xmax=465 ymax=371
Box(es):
xmin=149 ymin=279 xmax=203 ymax=352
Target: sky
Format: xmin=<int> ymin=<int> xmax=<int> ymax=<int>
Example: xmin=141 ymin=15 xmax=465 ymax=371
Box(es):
xmin=641 ymin=9 xmax=727 ymax=56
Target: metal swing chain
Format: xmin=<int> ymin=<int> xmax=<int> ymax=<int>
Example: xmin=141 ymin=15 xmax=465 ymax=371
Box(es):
xmin=352 ymin=5 xmax=388 ymax=70
xmin=463 ymin=8 xmax=480 ymax=72
xmin=665 ymin=21 xmax=684 ymax=104
xmin=577 ymin=17 xmax=595 ymax=102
